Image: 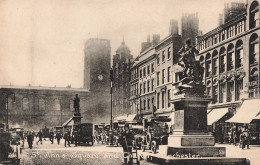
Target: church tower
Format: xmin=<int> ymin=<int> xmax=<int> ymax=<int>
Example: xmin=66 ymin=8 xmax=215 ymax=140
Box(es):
xmin=84 ymin=38 xmax=111 ymax=91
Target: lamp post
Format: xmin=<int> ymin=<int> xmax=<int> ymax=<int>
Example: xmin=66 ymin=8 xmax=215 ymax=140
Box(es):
xmin=3 ymin=92 xmax=16 ymax=133
xmin=109 ymin=68 xmax=114 ymax=145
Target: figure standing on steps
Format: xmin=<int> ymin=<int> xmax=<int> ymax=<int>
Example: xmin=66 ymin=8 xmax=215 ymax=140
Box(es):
xmin=73 ymin=94 xmax=80 ymax=115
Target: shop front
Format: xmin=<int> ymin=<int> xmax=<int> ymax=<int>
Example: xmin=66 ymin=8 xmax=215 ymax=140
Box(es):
xmin=226 ymin=98 xmax=260 ymax=145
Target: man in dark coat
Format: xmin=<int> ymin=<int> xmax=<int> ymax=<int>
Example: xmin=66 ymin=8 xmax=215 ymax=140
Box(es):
xmin=36 ymin=130 xmax=43 ymax=145
xmin=56 ymin=132 xmax=62 ymax=145
xmin=27 ymin=132 xmax=34 ymax=149
xmin=64 ymin=131 xmax=71 ymax=147
xmin=120 ymin=124 xmax=134 ymax=164
xmin=50 ymin=129 xmax=54 ymax=144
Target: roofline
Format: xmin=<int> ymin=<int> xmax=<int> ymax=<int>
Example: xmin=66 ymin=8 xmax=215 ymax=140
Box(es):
xmin=0 ymin=85 xmax=89 ymax=92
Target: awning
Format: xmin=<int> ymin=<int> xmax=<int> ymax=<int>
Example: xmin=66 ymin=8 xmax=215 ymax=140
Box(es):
xmin=62 ymin=117 xmax=74 ymax=127
xmin=126 ymin=114 xmax=137 ymax=123
xmin=226 ymin=99 xmax=260 ymax=123
xmin=114 ymin=115 xmax=128 ymax=122
xmin=207 ymin=108 xmax=229 ymax=125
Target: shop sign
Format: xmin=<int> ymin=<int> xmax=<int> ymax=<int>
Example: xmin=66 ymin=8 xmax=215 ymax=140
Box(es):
xmin=245 ymin=80 xmax=260 ymax=87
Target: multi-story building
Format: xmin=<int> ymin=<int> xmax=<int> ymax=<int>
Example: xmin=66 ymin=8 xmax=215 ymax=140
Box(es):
xmin=154 ymin=22 xmax=182 ymax=117
xmin=196 ymin=0 xmax=259 ymax=143
xmin=112 ymin=41 xmax=133 ymax=118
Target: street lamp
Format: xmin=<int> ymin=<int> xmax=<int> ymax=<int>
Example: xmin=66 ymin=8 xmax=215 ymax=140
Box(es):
xmin=109 ymin=68 xmax=114 ymax=145
xmin=3 ymin=92 xmax=16 ymax=133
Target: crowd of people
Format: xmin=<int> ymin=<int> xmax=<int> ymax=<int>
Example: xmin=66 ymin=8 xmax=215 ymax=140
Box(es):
xmin=228 ymin=125 xmax=251 ymax=149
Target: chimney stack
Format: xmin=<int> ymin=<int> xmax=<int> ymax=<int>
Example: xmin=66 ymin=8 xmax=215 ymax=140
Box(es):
xmin=152 ymin=34 xmax=160 ymax=45
xmin=169 ymin=19 xmax=179 ymax=35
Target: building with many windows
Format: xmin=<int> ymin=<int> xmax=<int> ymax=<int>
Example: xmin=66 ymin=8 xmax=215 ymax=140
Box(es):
xmin=112 ymin=41 xmax=133 ymax=118
xmin=196 ymin=0 xmax=259 ymax=143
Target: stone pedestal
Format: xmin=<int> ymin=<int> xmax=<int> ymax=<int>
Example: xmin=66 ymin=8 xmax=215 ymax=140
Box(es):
xmin=72 ymin=115 xmax=82 ymax=126
xmin=163 ymin=83 xmax=226 ymax=157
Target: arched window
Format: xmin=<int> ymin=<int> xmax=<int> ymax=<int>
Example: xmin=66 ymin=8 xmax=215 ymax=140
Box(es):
xmin=212 ymin=78 xmax=218 ymax=104
xmin=249 ymin=1 xmax=259 ymax=29
xmin=235 ymin=40 xmax=244 ymax=69
xmin=219 ymin=47 xmax=226 ymax=73
xmin=249 ymin=33 xmax=259 ymax=65
xmin=205 ymin=53 xmax=211 ymax=77
xmin=54 ymin=99 xmax=61 ymax=111
xmin=22 ymin=98 xmax=29 ymax=110
xmin=212 ymin=50 xmax=218 ymax=75
xmin=227 ymin=44 xmax=235 ymax=71
xmin=39 ymin=99 xmax=45 ymax=111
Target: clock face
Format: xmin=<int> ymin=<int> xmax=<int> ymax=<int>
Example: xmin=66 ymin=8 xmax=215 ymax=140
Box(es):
xmin=98 ymin=75 xmax=103 ymax=80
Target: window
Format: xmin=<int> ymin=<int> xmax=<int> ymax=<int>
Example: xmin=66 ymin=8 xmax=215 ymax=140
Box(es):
xmin=143 ymin=82 xmax=146 ymax=93
xmin=162 ymin=51 xmax=165 ymax=62
xmin=147 ymin=80 xmax=150 ymax=92
xmin=168 ymin=47 xmax=171 ymax=59
xmin=212 ymin=51 xmax=218 ymax=75
xmin=227 ymin=81 xmax=234 ymax=102
xmin=249 ymin=68 xmax=259 ymax=98
xmin=54 ymin=99 xmax=61 ymax=111
xmin=152 ymin=97 xmax=154 ymax=109
xmin=135 ymin=84 xmax=138 ymax=95
xmin=219 ymin=47 xmax=226 ymax=73
xmin=249 ymin=1 xmax=259 ymax=29
xmin=151 ymin=63 xmax=155 ymax=73
xmin=162 ymin=91 xmax=165 ymax=109
xmin=162 ymin=69 xmax=165 ymax=84
xmin=147 ymin=65 xmax=150 ymax=75
xmin=221 ymin=30 xmax=225 ymax=41
xmin=157 ymin=54 xmax=160 ymax=65
xmin=140 ymin=100 xmax=142 ymax=110
xmin=167 ymin=67 xmax=171 ymax=82
xmin=220 ymin=83 xmax=226 ymax=103
xmin=227 ymin=44 xmax=235 ymax=71
xmin=213 ymin=34 xmax=218 ymax=44
xmin=147 ymin=98 xmax=150 ymax=110
xmin=22 ymin=98 xmax=29 ymax=110
xmin=143 ymin=68 xmax=146 ymax=77
xmin=199 ymin=56 xmax=205 ymax=79
xmin=212 ymin=85 xmax=218 ymax=104
xmin=151 ymin=79 xmax=154 ymax=91
xmin=168 ymin=89 xmax=171 ymax=107
xmin=140 ymin=69 xmax=142 ymax=78
xmin=140 ymin=84 xmax=142 ymax=95
xmin=157 ymin=92 xmax=160 ymax=109
xmin=205 ymin=53 xmax=212 ymax=77
xmin=236 ymin=79 xmax=243 ymax=101
xmin=157 ymin=72 xmax=160 ymax=86
xmin=143 ymin=99 xmax=146 ymax=110
xmin=227 ymin=26 xmax=233 ymax=38
xmin=206 ymin=80 xmax=211 ymax=96
xmin=249 ymin=33 xmax=259 ymax=65
xmin=236 ymin=40 xmax=244 ymax=69
xmin=39 ymin=99 xmax=45 ymax=111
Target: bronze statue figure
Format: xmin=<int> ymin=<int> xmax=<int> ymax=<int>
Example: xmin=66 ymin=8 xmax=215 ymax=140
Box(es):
xmin=73 ymin=94 xmax=80 ymax=115
xmin=177 ymin=39 xmax=204 ymax=86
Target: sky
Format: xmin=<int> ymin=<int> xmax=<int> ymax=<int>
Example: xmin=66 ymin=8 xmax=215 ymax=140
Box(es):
xmin=0 ymin=0 xmax=246 ymax=88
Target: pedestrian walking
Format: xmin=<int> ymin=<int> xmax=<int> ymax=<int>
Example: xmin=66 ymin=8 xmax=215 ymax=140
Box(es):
xmin=120 ymin=124 xmax=134 ymax=164
xmin=233 ymin=130 xmax=238 ymax=146
xmin=27 ymin=132 xmax=34 ymax=149
xmin=56 ymin=132 xmax=62 ymax=145
xmin=50 ymin=129 xmax=54 ymax=144
xmin=36 ymin=130 xmax=43 ymax=145
xmin=74 ymin=131 xmax=80 ymax=147
xmin=244 ymin=129 xmax=250 ymax=149
xmin=64 ymin=131 xmax=71 ymax=147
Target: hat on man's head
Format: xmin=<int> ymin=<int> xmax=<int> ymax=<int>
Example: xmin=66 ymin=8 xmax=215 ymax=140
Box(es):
xmin=124 ymin=124 xmax=129 ymax=128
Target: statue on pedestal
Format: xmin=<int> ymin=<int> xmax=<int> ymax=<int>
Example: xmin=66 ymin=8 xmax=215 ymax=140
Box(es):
xmin=73 ymin=94 xmax=80 ymax=116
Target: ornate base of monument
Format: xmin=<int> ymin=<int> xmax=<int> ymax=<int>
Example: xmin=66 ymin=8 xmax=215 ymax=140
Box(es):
xmin=72 ymin=114 xmax=82 ymax=126
xmin=161 ymin=83 xmax=226 ymax=157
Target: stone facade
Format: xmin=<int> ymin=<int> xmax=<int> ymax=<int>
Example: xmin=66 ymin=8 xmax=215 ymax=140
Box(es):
xmin=0 ymin=86 xmax=110 ymax=131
